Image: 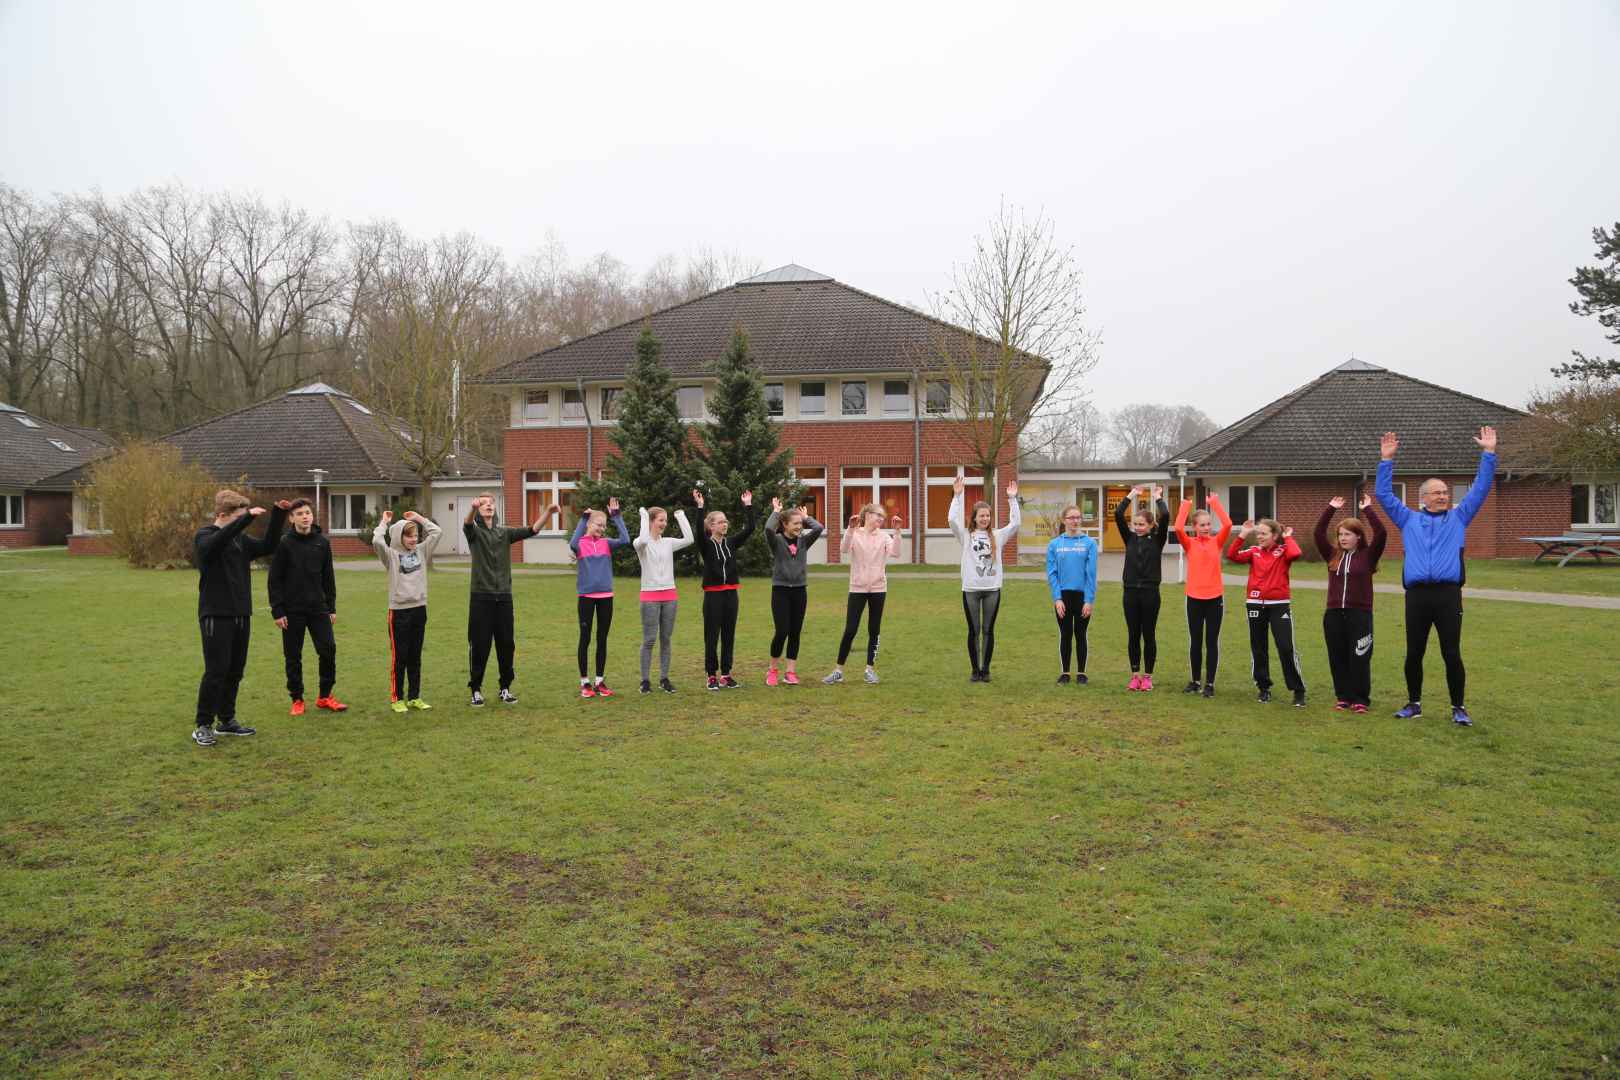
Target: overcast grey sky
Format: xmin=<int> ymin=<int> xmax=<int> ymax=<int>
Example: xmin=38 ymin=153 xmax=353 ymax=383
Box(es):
xmin=3 ymin=0 xmax=1615 ymax=426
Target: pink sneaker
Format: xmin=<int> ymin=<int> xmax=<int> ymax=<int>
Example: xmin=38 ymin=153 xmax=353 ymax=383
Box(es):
xmin=765 ymin=668 xmax=779 ymax=687
xmin=1127 ymin=674 xmax=1143 ymax=691
xmin=1140 ymin=675 xmax=1153 ymax=691
xmin=784 ymin=671 xmax=800 ymax=685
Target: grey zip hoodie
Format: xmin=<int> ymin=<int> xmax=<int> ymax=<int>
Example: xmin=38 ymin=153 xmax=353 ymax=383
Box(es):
xmin=764 ymin=511 xmax=824 ymax=586
xmin=373 ymin=517 xmax=443 ymax=610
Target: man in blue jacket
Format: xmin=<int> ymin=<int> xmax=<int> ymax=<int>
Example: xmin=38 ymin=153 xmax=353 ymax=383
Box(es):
xmin=1376 ymin=425 xmax=1497 ymax=726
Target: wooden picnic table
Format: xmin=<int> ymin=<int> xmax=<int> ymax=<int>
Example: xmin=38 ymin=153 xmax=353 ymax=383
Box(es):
xmin=1520 ymin=534 xmax=1620 ymax=568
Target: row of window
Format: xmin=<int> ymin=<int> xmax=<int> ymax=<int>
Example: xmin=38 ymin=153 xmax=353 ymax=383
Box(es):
xmin=521 ymin=465 xmax=991 ymax=535
xmin=523 ymin=379 xmax=957 ymax=424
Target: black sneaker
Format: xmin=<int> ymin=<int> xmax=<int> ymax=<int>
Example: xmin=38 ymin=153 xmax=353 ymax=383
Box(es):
xmin=706 ymin=676 xmax=720 ymax=691
xmin=1292 ymin=690 xmax=1307 ymax=709
xmin=1258 ymin=689 xmax=1272 ymax=704
xmin=1056 ymin=674 xmax=1071 ymax=685
xmin=720 ymin=675 xmax=740 ymax=689
xmin=498 ymin=689 xmax=518 ymax=705
xmin=659 ymin=678 xmax=675 ymax=694
xmin=470 ymin=691 xmax=485 ymax=707
xmin=970 ymin=671 xmax=983 ymax=683
xmin=640 ymin=680 xmax=652 ymax=694
xmin=214 ymin=720 xmax=255 ymax=736
xmin=1075 ymin=674 xmax=1088 ymax=685
xmin=1183 ymin=681 xmax=1202 ymax=694
xmin=192 ymin=725 xmax=216 ymax=747
xmin=1201 ymin=684 xmax=1215 ymax=698
xmin=980 ymin=671 xmax=992 ymax=684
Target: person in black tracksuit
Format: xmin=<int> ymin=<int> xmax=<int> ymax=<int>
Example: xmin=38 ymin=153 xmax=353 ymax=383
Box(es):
xmin=268 ymin=499 xmax=343 ymax=712
xmin=1115 ymin=485 xmax=1170 ymax=689
xmin=691 ymin=488 xmax=756 ymax=689
xmin=192 ymin=491 xmax=288 ymax=745
xmin=1314 ymin=494 xmax=1387 ymax=711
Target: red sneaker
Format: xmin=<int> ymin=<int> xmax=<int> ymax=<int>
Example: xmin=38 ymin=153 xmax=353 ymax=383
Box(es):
xmin=1350 ymin=703 xmax=1369 ymax=714
xmin=1333 ymin=700 xmax=1350 ymax=711
xmin=1127 ymin=674 xmax=1143 ymax=691
xmin=1140 ymin=675 xmax=1154 ymax=692
xmin=316 ymin=696 xmax=348 ymax=712
xmin=783 ymin=671 xmax=800 ymax=686
xmin=765 ymin=668 xmax=779 ymax=687
xmin=595 ymin=681 xmax=615 ymax=698
xmin=580 ymin=683 xmax=596 ymax=699
xmin=289 ymin=698 xmax=305 ymax=717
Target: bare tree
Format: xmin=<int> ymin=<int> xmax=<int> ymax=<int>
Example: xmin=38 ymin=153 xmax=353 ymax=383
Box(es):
xmin=1021 ymin=399 xmax=1113 ymax=465
xmin=926 ymin=201 xmax=1101 ymax=517
xmin=1171 ymin=405 xmax=1219 ymax=457
xmin=1109 ymin=403 xmax=1185 ymax=467
xmin=0 ymin=183 xmax=68 ymax=409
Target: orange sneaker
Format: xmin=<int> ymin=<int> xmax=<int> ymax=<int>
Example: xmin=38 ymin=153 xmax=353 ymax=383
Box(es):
xmin=315 ymin=696 xmax=348 ymax=712
xmin=289 ymin=699 xmax=305 ymax=717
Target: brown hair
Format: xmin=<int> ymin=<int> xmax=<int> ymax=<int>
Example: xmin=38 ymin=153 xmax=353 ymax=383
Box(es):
xmin=400 ymin=520 xmax=418 ymax=540
xmin=1254 ymin=518 xmax=1284 ymax=544
xmin=969 ymin=500 xmax=994 ymax=531
xmin=1330 ymin=517 xmax=1371 ymax=572
xmin=287 ymin=497 xmax=312 ymax=512
xmin=213 ymin=489 xmax=249 ymax=516
xmin=775 ymin=508 xmax=805 ymax=535
xmin=647 ymin=505 xmax=667 ymax=524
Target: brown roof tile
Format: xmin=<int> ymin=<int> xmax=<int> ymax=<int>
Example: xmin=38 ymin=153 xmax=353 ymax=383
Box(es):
xmin=0 ymin=404 xmax=115 ymax=488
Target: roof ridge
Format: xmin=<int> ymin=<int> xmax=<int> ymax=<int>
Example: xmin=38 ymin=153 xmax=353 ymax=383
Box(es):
xmin=158 ymin=384 xmax=296 ymax=441
xmin=827 ymin=279 xmax=1047 ymax=367
xmin=1375 ymin=367 xmax=1528 ymax=418
xmin=1166 ymin=369 xmax=1331 ymax=464
xmin=326 ymin=393 xmax=390 ymax=481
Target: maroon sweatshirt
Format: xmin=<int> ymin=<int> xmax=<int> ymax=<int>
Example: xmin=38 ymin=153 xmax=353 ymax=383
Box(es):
xmin=1314 ymin=504 xmax=1387 ymax=611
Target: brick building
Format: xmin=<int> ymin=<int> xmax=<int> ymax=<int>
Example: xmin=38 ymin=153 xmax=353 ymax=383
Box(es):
xmin=1161 ymin=359 xmax=1574 ymax=561
xmin=475 ymin=265 xmax=1029 ymax=565
xmin=0 ymin=401 xmax=114 ymax=549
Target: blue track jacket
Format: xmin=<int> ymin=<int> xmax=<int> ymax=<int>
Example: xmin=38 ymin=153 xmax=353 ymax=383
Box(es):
xmin=1376 ymin=451 xmax=1496 ymax=586
xmin=1046 ymin=532 xmax=1100 ymax=602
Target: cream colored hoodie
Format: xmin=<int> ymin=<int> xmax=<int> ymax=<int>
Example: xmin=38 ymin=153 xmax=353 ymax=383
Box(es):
xmin=372 ymin=517 xmax=443 ymax=610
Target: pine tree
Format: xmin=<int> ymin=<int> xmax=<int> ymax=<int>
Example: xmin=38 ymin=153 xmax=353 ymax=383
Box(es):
xmin=575 ymin=326 xmax=692 ymax=572
xmin=696 ymin=324 xmax=800 ymax=575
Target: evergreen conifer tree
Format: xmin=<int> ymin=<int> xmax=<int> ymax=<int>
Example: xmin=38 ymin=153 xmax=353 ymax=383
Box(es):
xmin=696 ymin=324 xmax=800 ymax=575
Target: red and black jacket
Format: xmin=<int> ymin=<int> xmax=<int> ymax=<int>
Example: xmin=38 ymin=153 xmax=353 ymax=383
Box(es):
xmin=1226 ymin=533 xmax=1302 ymax=603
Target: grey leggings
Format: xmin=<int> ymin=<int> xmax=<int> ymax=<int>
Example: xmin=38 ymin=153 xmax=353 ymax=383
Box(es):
xmin=640 ymin=599 xmax=678 ymax=681
xmin=962 ymin=588 xmax=1001 ymax=674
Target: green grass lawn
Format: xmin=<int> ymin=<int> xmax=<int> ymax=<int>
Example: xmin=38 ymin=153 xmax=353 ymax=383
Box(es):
xmin=3 ymin=548 xmax=1618 ymax=1078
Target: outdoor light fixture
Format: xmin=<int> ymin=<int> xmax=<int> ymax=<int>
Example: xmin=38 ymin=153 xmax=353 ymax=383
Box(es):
xmin=1169 ymin=459 xmax=1194 ymax=583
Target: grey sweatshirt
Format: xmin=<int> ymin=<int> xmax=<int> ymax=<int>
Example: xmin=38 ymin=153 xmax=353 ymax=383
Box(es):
xmin=372 ymin=517 xmax=443 ymax=609
xmin=764 ymin=511 xmax=824 ymax=586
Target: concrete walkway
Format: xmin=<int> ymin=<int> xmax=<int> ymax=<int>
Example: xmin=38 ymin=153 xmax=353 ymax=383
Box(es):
xmin=338 ymin=552 xmax=1620 ymax=610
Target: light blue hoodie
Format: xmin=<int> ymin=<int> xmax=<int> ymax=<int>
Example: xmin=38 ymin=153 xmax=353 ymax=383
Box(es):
xmin=1046 ymin=532 xmax=1100 ymax=602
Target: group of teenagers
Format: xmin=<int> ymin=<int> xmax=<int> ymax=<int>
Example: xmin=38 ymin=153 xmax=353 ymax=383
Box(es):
xmin=186 ymin=425 xmax=1499 ymax=745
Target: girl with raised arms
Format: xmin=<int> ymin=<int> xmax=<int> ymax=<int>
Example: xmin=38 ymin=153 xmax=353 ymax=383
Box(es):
xmin=763 ymin=497 xmax=824 ymax=686
xmin=691 ymin=488 xmax=756 ymax=691
xmin=569 ymin=497 xmax=630 ymax=698
xmin=1173 ymin=492 xmax=1231 ymax=697
xmin=948 ymin=473 xmax=1021 ymax=683
xmin=823 ymin=503 xmax=902 ymax=686
xmin=1116 ymin=485 xmax=1170 ymax=691
xmin=633 ymin=501 xmax=695 ymax=694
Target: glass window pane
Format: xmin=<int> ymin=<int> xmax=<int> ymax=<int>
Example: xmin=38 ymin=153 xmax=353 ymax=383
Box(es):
xmin=798 ymin=488 xmax=822 ymax=523
xmin=843 ymin=484 xmax=870 ymax=527
xmin=883 ymin=380 xmax=909 ymax=413
xmin=329 ymin=497 xmax=346 ymax=530
xmin=1572 ymin=484 xmax=1590 ymax=524
xmin=1451 ymin=483 xmax=1468 ymax=506
xmin=1228 ymin=487 xmax=1250 ymax=522
xmin=926 ymin=465 xmax=958 ymax=479
xmin=881 ymin=484 xmax=910 ymax=526
xmin=599 ymin=388 xmax=621 ymax=420
xmin=842 ymin=381 xmax=867 ymax=416
xmin=763 ymin=384 xmax=784 ymax=417
xmin=925 ymin=380 xmax=950 ymax=414
xmin=927 ymin=483 xmax=982 ymax=529
xmin=677 ymin=386 xmax=705 ymax=419
xmin=557 ymin=472 xmax=580 ymax=485
xmin=1077 ymin=489 xmax=1100 ymax=531
xmin=1597 ymin=484 xmax=1616 ymax=524
xmin=799 ymin=382 xmax=825 ymax=414
xmin=1255 ymin=486 xmax=1275 ymax=520
xmin=562 ymin=389 xmax=585 ymax=419
xmin=793 ymin=466 xmax=825 ymax=480
xmin=526 ymin=490 xmax=543 ymax=525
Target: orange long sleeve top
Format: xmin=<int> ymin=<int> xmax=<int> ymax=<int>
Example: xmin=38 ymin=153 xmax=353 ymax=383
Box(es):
xmin=1174 ymin=498 xmax=1232 ymax=600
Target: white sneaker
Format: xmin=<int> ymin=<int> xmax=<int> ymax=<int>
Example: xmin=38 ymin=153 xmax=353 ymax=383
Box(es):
xmin=822 ymin=670 xmax=843 ymax=684
xmin=864 ymin=669 xmax=880 ymax=684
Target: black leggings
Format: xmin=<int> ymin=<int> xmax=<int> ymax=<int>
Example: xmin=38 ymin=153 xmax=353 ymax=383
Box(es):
xmin=1122 ymin=586 xmax=1161 ymax=673
xmin=577 ymin=595 xmax=613 ymax=679
xmin=770 ymin=585 xmax=808 ymax=660
xmin=1323 ymin=607 xmax=1373 ymax=706
xmin=1185 ymin=596 xmax=1223 ymax=684
xmin=1053 ymin=589 xmax=1090 ymax=673
xmin=1404 ymin=585 xmax=1465 ymax=706
xmin=388 ymin=605 xmax=427 ymax=701
xmin=962 ymin=589 xmax=1001 ymax=674
xmin=1247 ymin=602 xmax=1305 ymax=693
xmin=702 ymin=588 xmax=740 ymax=676
xmin=837 ymin=592 xmax=887 ymax=666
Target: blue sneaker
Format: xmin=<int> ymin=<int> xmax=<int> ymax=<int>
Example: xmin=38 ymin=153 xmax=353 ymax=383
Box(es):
xmin=1394 ymin=702 xmax=1422 ymax=719
xmin=1451 ymin=706 xmax=1473 ymax=727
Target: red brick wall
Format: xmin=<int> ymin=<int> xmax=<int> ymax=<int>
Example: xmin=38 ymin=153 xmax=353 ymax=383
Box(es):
xmin=498 ymin=420 xmax=1020 ymax=563
xmin=67 ymin=533 xmax=115 ymax=555
xmin=0 ymin=491 xmax=71 ymax=548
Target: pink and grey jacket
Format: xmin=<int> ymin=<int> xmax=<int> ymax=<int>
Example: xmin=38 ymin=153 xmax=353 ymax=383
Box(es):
xmin=570 ymin=512 xmax=630 ymax=595
xmin=844 ymin=526 xmax=901 ymax=593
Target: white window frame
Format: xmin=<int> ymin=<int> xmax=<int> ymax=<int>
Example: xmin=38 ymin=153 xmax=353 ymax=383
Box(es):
xmin=561 ymin=387 xmax=586 ymax=423
xmin=798 ymin=380 xmax=827 ymax=417
xmin=882 ymin=379 xmax=911 ymax=416
xmin=924 ymin=379 xmax=951 ymax=416
xmin=0 ymin=491 xmax=23 ymax=528
xmin=840 ymin=466 xmax=913 ymax=537
xmin=523 ymin=388 xmax=551 ymax=424
xmin=13 ymin=415 xmax=39 ymax=428
xmin=327 ymin=491 xmax=370 ymax=533
xmin=1225 ymin=483 xmax=1276 ymax=522
xmin=677 ymin=384 xmax=707 ymax=421
xmin=789 ymin=465 xmax=827 ymax=520
xmin=925 ymin=465 xmax=986 ymax=535
xmin=599 ymin=386 xmax=623 ymax=422
xmin=48 ymin=438 xmax=75 ymax=452
xmin=1572 ymin=481 xmax=1618 ymax=528
xmin=841 ymin=380 xmax=868 ymax=417
xmin=74 ymin=493 xmax=108 ymax=534
xmin=763 ymin=383 xmax=785 ymax=418
xmin=523 ymin=470 xmax=580 ymax=534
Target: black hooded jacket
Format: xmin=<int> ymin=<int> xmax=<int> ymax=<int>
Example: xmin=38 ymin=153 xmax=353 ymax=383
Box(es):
xmin=268 ymin=523 xmax=337 ymax=618
xmin=696 ymin=506 xmax=756 ymax=587
xmin=1116 ymin=497 xmax=1170 ymax=588
xmin=193 ymin=505 xmax=287 ymax=618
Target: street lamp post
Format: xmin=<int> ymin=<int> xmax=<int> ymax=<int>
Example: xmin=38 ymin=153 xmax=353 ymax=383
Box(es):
xmin=1169 ymin=459 xmax=1194 ymax=583
xmin=309 ymin=468 xmax=328 ymax=523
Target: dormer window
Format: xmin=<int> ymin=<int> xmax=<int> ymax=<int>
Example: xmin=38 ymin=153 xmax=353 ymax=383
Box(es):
xmin=48 ymin=439 xmax=74 ymax=452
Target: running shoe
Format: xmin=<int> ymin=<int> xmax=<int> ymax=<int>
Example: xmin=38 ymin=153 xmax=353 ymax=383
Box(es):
xmin=470 ymin=690 xmax=485 ymax=707
xmin=970 ymin=671 xmax=984 ymax=683
xmin=720 ymin=675 xmax=740 ymax=689
xmin=580 ymin=683 xmax=596 ymax=699
xmin=1451 ymin=706 xmax=1473 ymax=727
xmin=864 ymin=669 xmax=880 ymax=684
xmin=1350 ymin=704 xmax=1368 ymax=714
xmin=407 ymin=699 xmax=431 ymax=711
xmin=1057 ymin=674 xmax=1072 ymax=686
xmin=1292 ymin=690 xmax=1307 ymax=709
xmin=390 ymin=700 xmax=408 ymax=714
xmin=766 ymin=668 xmax=779 ymax=687
xmin=1183 ymin=681 xmax=1201 ymax=694
xmin=1127 ymin=674 xmax=1141 ymax=691
xmin=1333 ymin=700 xmax=1349 ymax=711
xmin=783 ymin=671 xmax=800 ymax=686
xmin=1140 ymin=675 xmax=1153 ymax=692
xmin=823 ymin=670 xmax=844 ymax=685
xmin=1202 ymin=684 xmax=1216 ymax=698
xmin=497 ymin=689 xmax=517 ymax=705
xmin=316 ymin=696 xmax=348 ymax=712
xmin=214 ymin=720 xmax=255 ymax=737
xmin=1394 ymin=702 xmax=1422 ymax=719
xmin=595 ymin=681 xmax=615 ymax=698
xmin=659 ymin=678 xmax=676 ymax=694
xmin=1075 ymin=674 xmax=1088 ymax=685
xmin=706 ymin=676 xmax=720 ymax=692
xmin=980 ymin=671 xmax=992 ymax=684
xmin=1257 ymin=689 xmax=1272 ymax=704
xmin=640 ymin=679 xmax=652 ymax=694
xmin=290 ymin=698 xmax=305 ymax=717
xmin=192 ymin=725 xmax=216 ymax=747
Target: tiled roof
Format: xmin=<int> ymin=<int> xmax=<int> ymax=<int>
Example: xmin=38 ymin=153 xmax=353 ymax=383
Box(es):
xmin=475 ymin=272 xmax=1040 ymax=385
xmin=0 ymin=404 xmax=115 ymax=488
xmin=1163 ymin=361 xmax=1529 ymax=475
xmin=159 ymin=385 xmax=501 ymax=486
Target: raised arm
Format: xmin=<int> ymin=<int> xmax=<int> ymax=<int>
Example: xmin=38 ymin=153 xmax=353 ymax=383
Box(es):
xmin=1281 ymin=532 xmax=1303 ymax=563
xmin=1364 ymin=500 xmax=1387 ymax=564
xmin=607 ymin=510 xmax=632 ymax=549
xmin=634 ymin=506 xmax=652 ymax=551
xmin=763 ymin=510 xmax=782 ymax=554
xmin=947 ymin=489 xmax=966 ymax=541
xmin=732 ymin=506 xmax=756 ymax=548
xmin=568 ymin=514 xmax=588 ymax=554
xmin=800 ymin=516 xmax=825 ymax=550
xmin=1313 ymin=503 xmax=1336 ymax=561
xmin=243 ymin=503 xmax=289 ymax=559
xmin=1455 ymin=428 xmax=1498 ymax=526
xmin=1152 ymin=497 xmax=1170 ymax=548
xmin=1173 ymin=497 xmax=1193 ymax=547
xmin=885 ymin=522 xmax=901 ymax=558
xmin=372 ymin=516 xmax=394 ymax=568
xmin=1225 ymin=530 xmax=1253 ymax=563
xmin=1376 ymin=433 xmax=1414 ymax=529
xmin=194 ymin=511 xmax=253 ymax=565
xmin=1114 ymin=491 xmax=1132 ymax=545
xmin=994 ymin=486 xmax=1022 ymax=545
xmin=670 ymin=508 xmax=694 ymax=552
xmin=1209 ymin=496 xmax=1232 ymax=548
